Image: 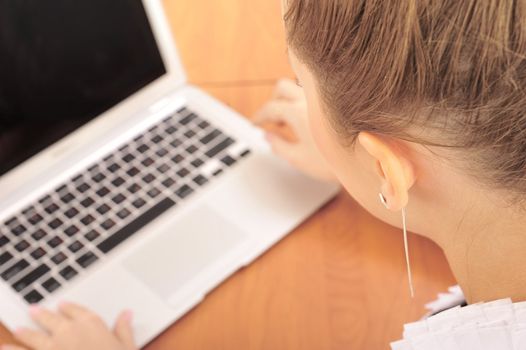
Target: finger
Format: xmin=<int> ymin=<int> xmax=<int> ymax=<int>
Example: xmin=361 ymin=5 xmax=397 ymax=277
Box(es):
xmin=266 ymin=132 xmax=300 ymax=163
xmin=1 ymin=345 xmax=28 ymax=350
xmin=273 ymin=79 xmax=304 ymax=100
xmin=254 ymin=101 xmax=301 ymax=129
xmin=29 ymin=306 xmax=68 ymax=334
xmin=113 ymin=311 xmax=136 ymax=350
xmin=58 ymin=302 xmax=97 ymax=322
xmin=14 ymin=328 xmax=51 ymax=350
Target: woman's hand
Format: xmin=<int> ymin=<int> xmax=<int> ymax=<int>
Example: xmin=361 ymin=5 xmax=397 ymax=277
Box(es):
xmin=254 ymin=79 xmax=338 ymax=183
xmin=3 ymin=303 xmax=136 ymax=350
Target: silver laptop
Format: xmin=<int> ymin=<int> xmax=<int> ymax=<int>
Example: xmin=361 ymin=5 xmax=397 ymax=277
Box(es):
xmin=0 ymin=0 xmax=338 ymax=346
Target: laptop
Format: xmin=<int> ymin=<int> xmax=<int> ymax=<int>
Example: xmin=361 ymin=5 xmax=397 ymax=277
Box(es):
xmin=0 ymin=0 xmax=338 ymax=346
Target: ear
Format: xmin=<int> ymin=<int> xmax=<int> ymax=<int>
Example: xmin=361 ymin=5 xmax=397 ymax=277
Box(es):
xmin=358 ymin=132 xmax=416 ymax=211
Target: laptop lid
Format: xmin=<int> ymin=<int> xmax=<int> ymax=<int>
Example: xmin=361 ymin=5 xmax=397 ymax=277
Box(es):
xmin=0 ymin=0 xmax=186 ymax=201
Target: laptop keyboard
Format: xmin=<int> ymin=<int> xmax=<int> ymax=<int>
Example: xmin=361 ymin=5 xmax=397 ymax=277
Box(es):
xmin=0 ymin=107 xmax=252 ymax=304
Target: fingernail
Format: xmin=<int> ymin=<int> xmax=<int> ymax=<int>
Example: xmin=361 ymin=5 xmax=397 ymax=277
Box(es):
xmin=14 ymin=327 xmax=27 ymax=335
xmin=28 ymin=305 xmax=40 ymax=316
xmin=123 ymin=310 xmax=133 ymax=322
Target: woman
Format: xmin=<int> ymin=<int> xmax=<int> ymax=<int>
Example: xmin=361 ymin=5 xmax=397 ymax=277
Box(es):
xmin=4 ymin=0 xmax=526 ymax=349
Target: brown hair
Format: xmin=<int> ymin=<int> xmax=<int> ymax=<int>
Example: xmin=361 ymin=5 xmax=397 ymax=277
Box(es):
xmin=285 ymin=0 xmax=526 ymax=194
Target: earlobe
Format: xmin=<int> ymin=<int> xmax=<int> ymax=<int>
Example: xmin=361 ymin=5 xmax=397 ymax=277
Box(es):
xmin=358 ymin=132 xmax=416 ymax=211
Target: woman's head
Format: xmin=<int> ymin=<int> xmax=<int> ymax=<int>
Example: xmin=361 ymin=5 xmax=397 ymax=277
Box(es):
xmin=282 ymin=0 xmax=526 ymax=242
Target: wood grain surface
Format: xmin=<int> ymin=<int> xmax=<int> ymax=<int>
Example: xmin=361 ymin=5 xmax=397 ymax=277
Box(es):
xmin=0 ymin=1 xmax=456 ymax=349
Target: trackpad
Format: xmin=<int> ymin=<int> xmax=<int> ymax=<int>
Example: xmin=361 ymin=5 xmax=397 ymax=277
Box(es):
xmin=123 ymin=205 xmax=248 ymax=300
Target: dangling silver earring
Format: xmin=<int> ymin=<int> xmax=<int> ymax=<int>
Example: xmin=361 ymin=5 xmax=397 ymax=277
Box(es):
xmin=379 ymin=193 xmax=415 ymax=298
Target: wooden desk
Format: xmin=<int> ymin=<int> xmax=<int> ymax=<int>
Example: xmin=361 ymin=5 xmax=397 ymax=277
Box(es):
xmin=0 ymin=1 xmax=456 ymax=349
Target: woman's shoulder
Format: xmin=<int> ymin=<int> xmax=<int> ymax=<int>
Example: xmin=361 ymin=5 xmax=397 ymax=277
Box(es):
xmin=392 ymin=289 xmax=526 ymax=350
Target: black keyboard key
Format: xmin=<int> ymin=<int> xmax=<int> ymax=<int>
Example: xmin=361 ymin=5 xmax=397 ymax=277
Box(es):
xmin=193 ymin=175 xmax=208 ymax=186
xmin=96 ymin=186 xmax=110 ymax=197
xmin=147 ymin=187 xmax=161 ymax=199
xmin=80 ymin=197 xmax=95 ymax=208
xmin=60 ymin=192 xmax=75 ymax=204
xmin=12 ymin=264 xmax=50 ymax=292
xmin=65 ymin=225 xmax=80 ymax=237
xmin=198 ymin=120 xmax=210 ymax=129
xmin=15 ymin=240 xmax=30 ymax=252
xmin=111 ymin=176 xmax=126 ymax=187
xmin=184 ymin=130 xmax=196 ymax=138
xmin=142 ymin=174 xmax=156 ymax=184
xmin=156 ymin=148 xmax=168 ymax=157
xmin=47 ymin=236 xmax=63 ymax=248
xmin=117 ymin=208 xmax=131 ymax=220
xmin=85 ymin=230 xmax=100 ymax=242
xmin=152 ymin=135 xmax=163 ymax=144
xmin=65 ymin=207 xmax=79 ymax=219
xmin=5 ymin=217 xmax=17 ymax=227
xmin=166 ymin=126 xmax=177 ymax=134
xmin=127 ymin=184 xmax=141 ymax=194
xmin=171 ymin=154 xmax=185 ymax=164
xmin=24 ymin=289 xmax=43 ymax=304
xmin=176 ymin=168 xmax=190 ymax=178
xmin=170 ymin=139 xmax=182 ymax=148
xmin=137 ymin=144 xmax=149 ymax=153
xmin=92 ymin=173 xmax=106 ymax=183
xmin=186 ymin=145 xmax=198 ymax=154
xmin=51 ymin=252 xmax=67 ymax=265
xmin=103 ymin=154 xmax=114 ymax=162
xmin=240 ymin=149 xmax=251 ymax=157
xmin=206 ymin=138 xmax=235 ymax=158
xmin=2 ymin=259 xmax=29 ymax=281
xmin=142 ymin=157 xmax=155 ymax=167
xmin=76 ymin=183 xmax=90 ymax=193
xmin=42 ymin=277 xmax=61 ymax=293
xmin=0 ymin=251 xmax=13 ymax=266
xmin=221 ymin=155 xmax=237 ymax=166
xmin=213 ymin=169 xmax=224 ymax=177
xmin=80 ymin=214 xmax=95 ymax=226
xmin=132 ymin=198 xmax=146 ymax=209
xmin=0 ymin=235 xmax=9 ymax=247
xmin=12 ymin=224 xmax=26 ymax=236
xmin=39 ymin=195 xmax=52 ymax=205
xmin=88 ymin=164 xmax=100 ymax=172
xmin=48 ymin=218 xmax=63 ymax=229
xmin=30 ymin=248 xmax=46 ymax=260
xmin=96 ymin=204 xmax=111 ymax=215
xmin=44 ymin=203 xmax=59 ymax=214
xmin=112 ymin=194 xmax=126 ymax=204
xmin=122 ymin=154 xmax=135 ymax=163
xmin=68 ymin=241 xmax=83 ymax=253
xmin=200 ymin=130 xmax=222 ymax=145
xmin=101 ymin=219 xmax=116 ymax=230
xmin=157 ymin=163 xmax=170 ymax=174
xmin=127 ymin=167 xmax=140 ymax=176
xmin=76 ymin=252 xmax=98 ymax=269
xmin=59 ymin=266 xmax=78 ymax=280
xmin=180 ymin=113 xmax=197 ymax=125
xmin=162 ymin=178 xmax=175 ymax=188
xmin=97 ymin=197 xmax=176 ymax=254
xmin=32 ymin=229 xmax=46 ymax=241
xmin=107 ymin=163 xmax=121 ymax=173
xmin=28 ymin=213 xmax=44 ymax=225
xmin=175 ymin=185 xmax=194 ymax=199
xmin=177 ymin=107 xmax=189 ymax=115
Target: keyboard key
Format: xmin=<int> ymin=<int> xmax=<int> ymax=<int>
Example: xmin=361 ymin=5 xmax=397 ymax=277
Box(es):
xmin=200 ymin=130 xmax=222 ymax=145
xmin=97 ymin=197 xmax=176 ymax=254
xmin=147 ymin=187 xmax=161 ymax=199
xmin=162 ymin=178 xmax=175 ymax=188
xmin=101 ymin=219 xmax=116 ymax=230
xmin=11 ymin=224 xmax=26 ymax=236
xmin=42 ymin=277 xmax=61 ymax=293
xmin=213 ymin=169 xmax=223 ymax=177
xmin=175 ymin=185 xmax=194 ymax=199
xmin=85 ymin=230 xmax=100 ymax=242
xmin=96 ymin=204 xmax=111 ymax=215
xmin=152 ymin=135 xmax=163 ymax=144
xmin=117 ymin=208 xmax=131 ymax=220
xmin=32 ymin=229 xmax=47 ymax=241
xmin=76 ymin=183 xmax=90 ymax=193
xmin=48 ymin=218 xmax=63 ymax=229
xmin=166 ymin=126 xmax=177 ymax=134
xmin=127 ymin=184 xmax=141 ymax=194
xmin=60 ymin=192 xmax=75 ymax=204
xmin=156 ymin=148 xmax=168 ymax=157
xmin=15 ymin=240 xmax=30 ymax=252
xmin=39 ymin=195 xmax=52 ymax=205
xmin=132 ymin=199 xmax=146 ymax=209
xmin=157 ymin=163 xmax=170 ymax=174
xmin=122 ymin=154 xmax=135 ymax=163
xmin=80 ymin=214 xmax=95 ymax=226
xmin=80 ymin=197 xmax=95 ymax=208
xmin=171 ymin=154 xmax=185 ymax=164
xmin=30 ymin=248 xmax=46 ymax=260
xmin=1 ymin=259 xmax=29 ymax=281
xmin=12 ymin=264 xmax=50 ymax=292
xmin=65 ymin=207 xmax=79 ymax=219
xmin=65 ymin=225 xmax=80 ymax=237
xmin=76 ymin=252 xmax=98 ymax=269
xmin=0 ymin=251 xmax=13 ymax=266
xmin=184 ymin=130 xmax=196 ymax=138
xmin=44 ymin=203 xmax=59 ymax=214
xmin=240 ymin=149 xmax=251 ymax=157
xmin=206 ymin=138 xmax=235 ymax=158
xmin=112 ymin=194 xmax=126 ymax=204
xmin=176 ymin=168 xmax=190 ymax=178
xmin=5 ymin=217 xmax=18 ymax=227
xmin=193 ymin=175 xmax=208 ymax=186
xmin=180 ymin=113 xmax=197 ymax=125
xmin=111 ymin=176 xmax=126 ymax=187
xmin=142 ymin=157 xmax=155 ymax=167
xmin=28 ymin=213 xmax=44 ymax=225
xmin=186 ymin=145 xmax=198 ymax=154
xmin=96 ymin=186 xmax=110 ymax=198
xmin=59 ymin=266 xmax=78 ymax=280
xmin=170 ymin=139 xmax=182 ymax=148
xmin=198 ymin=120 xmax=210 ymax=129
xmin=0 ymin=235 xmax=9 ymax=247
xmin=127 ymin=167 xmax=140 ymax=176
xmin=88 ymin=164 xmax=100 ymax=172
xmin=51 ymin=252 xmax=67 ymax=265
xmin=47 ymin=236 xmax=63 ymax=248
xmin=137 ymin=144 xmax=149 ymax=153
xmin=24 ymin=289 xmax=44 ymax=304
xmin=92 ymin=172 xmax=106 ymax=183
xmin=68 ymin=241 xmax=83 ymax=253
xmin=107 ymin=163 xmax=121 ymax=173
xmin=103 ymin=154 xmax=114 ymax=162
xmin=142 ymin=174 xmax=156 ymax=184
xmin=221 ymin=155 xmax=237 ymax=166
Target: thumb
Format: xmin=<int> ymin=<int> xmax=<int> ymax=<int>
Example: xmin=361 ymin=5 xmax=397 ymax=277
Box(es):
xmin=113 ymin=310 xmax=136 ymax=350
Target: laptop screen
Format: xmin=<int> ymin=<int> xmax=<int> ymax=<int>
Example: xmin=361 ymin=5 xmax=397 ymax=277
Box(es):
xmin=0 ymin=0 xmax=167 ymax=176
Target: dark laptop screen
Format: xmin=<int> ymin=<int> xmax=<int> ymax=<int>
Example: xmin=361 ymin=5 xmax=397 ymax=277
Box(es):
xmin=0 ymin=0 xmax=167 ymax=176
